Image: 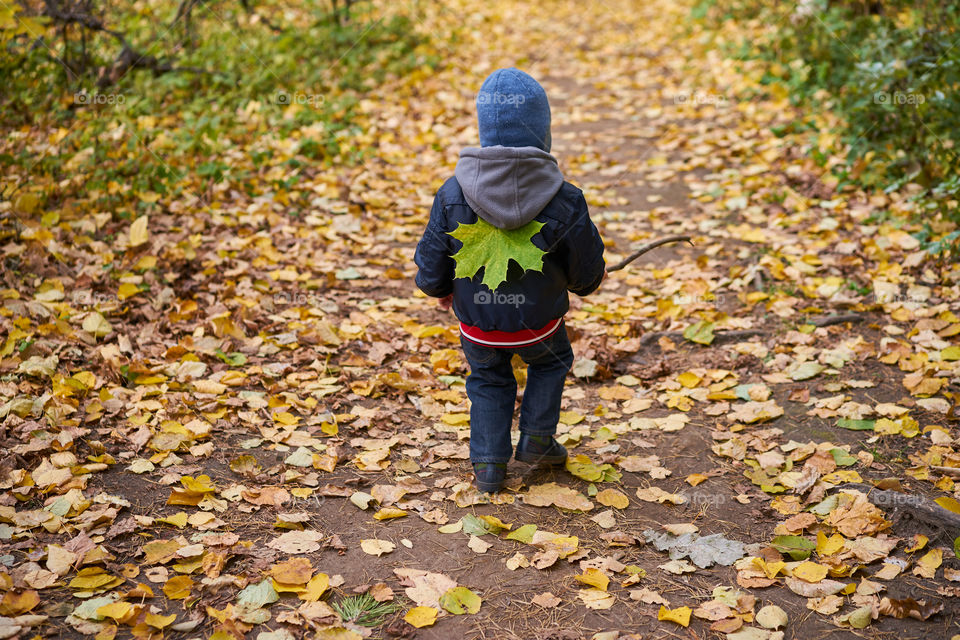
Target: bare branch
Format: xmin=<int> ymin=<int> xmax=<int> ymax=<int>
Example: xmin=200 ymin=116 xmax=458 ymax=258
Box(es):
xmin=605 ymin=235 xmax=693 ymax=272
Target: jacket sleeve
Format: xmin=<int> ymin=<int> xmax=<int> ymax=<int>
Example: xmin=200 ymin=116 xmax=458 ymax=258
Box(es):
xmin=414 ymin=193 xmax=455 ymax=298
xmin=563 ymin=194 xmax=606 ymax=296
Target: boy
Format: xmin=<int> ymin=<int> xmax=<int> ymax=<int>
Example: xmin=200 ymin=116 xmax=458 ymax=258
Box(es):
xmin=414 ymin=68 xmax=606 ymax=493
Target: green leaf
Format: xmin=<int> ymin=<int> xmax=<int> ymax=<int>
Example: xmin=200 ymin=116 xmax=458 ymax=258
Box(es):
xmin=830 ymin=448 xmax=857 ymax=467
xmin=770 ymin=535 xmax=815 ymax=561
xmin=954 ymin=536 xmax=960 ymax=559
xmin=836 ymin=418 xmax=875 ymax=431
xmin=789 ymin=361 xmax=824 ymax=381
xmin=215 ymin=349 xmax=247 ymax=366
xmin=439 ymin=586 xmax=481 ymax=615
xmin=448 ymin=218 xmax=546 ymax=291
xmin=683 ymin=321 xmax=715 ymax=345
xmin=565 ymin=455 xmax=621 ymax=483
xmin=236 ymin=579 xmax=278 ymax=609
xmin=505 ymin=524 xmax=536 ymax=543
xmin=461 ymin=514 xmax=491 ymax=536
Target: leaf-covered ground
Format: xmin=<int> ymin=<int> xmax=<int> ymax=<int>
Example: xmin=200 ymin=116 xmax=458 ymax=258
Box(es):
xmin=2 ymin=1 xmax=960 ymax=639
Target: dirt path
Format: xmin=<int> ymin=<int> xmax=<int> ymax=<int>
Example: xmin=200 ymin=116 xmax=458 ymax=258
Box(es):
xmin=3 ymin=1 xmax=960 ymax=639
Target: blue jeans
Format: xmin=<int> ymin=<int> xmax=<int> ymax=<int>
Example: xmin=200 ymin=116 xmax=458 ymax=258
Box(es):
xmin=460 ymin=325 xmax=574 ymax=463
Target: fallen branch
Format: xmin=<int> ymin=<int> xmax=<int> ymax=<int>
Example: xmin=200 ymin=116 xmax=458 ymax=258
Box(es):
xmin=606 ymin=235 xmax=693 ymax=272
xmin=930 ymin=465 xmax=960 ymax=478
xmin=835 ymin=483 xmax=960 ymax=538
xmin=809 ymin=313 xmax=864 ymax=328
xmin=636 ymin=313 xmax=866 ymax=348
xmin=639 ymin=328 xmax=765 ymax=346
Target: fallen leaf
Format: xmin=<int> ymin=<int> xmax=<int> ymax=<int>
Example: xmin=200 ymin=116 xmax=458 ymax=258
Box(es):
xmin=360 ymin=539 xmax=396 ymax=557
xmin=403 ymin=606 xmax=438 ymax=628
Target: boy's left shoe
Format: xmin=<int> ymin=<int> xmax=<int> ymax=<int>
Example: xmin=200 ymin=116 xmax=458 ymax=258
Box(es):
xmin=515 ymin=434 xmax=567 ymax=466
xmin=473 ymin=463 xmax=507 ymax=493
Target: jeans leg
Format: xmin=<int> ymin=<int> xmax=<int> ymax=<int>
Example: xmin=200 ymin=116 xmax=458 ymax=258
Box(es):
xmin=517 ymin=329 xmax=574 ymax=436
xmin=462 ymin=338 xmax=517 ymax=463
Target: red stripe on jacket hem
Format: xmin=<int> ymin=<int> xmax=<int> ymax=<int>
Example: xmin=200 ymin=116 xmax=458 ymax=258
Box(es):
xmin=459 ymin=318 xmax=563 ymax=348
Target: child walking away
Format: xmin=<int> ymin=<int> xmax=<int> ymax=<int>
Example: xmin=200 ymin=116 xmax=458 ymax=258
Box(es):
xmin=414 ymin=68 xmax=606 ymax=493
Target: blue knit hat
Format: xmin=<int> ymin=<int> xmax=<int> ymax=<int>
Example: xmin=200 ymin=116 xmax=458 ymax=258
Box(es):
xmin=476 ymin=68 xmax=551 ymax=152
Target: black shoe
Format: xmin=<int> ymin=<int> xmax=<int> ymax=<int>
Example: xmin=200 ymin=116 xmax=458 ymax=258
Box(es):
xmin=515 ymin=434 xmax=568 ymax=466
xmin=473 ymin=463 xmax=507 ymax=493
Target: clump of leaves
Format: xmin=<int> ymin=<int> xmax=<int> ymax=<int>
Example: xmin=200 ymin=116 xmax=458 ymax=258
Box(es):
xmin=332 ymin=593 xmax=402 ymax=627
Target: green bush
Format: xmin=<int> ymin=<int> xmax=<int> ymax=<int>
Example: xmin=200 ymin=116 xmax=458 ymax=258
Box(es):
xmin=0 ymin=0 xmax=436 ymax=218
xmin=694 ymin=0 xmax=960 ymax=246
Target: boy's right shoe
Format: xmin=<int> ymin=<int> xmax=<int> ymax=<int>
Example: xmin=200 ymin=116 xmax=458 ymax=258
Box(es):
xmin=515 ymin=434 xmax=568 ymax=466
xmin=473 ymin=463 xmax=507 ymax=493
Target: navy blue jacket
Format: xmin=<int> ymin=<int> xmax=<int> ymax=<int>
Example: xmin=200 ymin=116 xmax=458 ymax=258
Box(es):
xmin=414 ymin=176 xmax=605 ymax=332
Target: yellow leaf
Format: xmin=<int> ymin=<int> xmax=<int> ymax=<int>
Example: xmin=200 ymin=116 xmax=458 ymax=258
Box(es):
xmin=0 ymin=590 xmax=40 ymax=616
xmin=134 ymin=255 xmax=157 ymax=270
xmin=129 ymin=215 xmax=149 ymax=247
xmin=96 ymin=601 xmax=133 ymax=622
xmin=163 ymin=575 xmax=193 ymax=599
xmin=575 ymin=568 xmax=610 ymax=591
xmin=373 ymin=508 xmax=407 ymax=521
xmin=273 ymin=411 xmax=299 ymax=426
xmin=82 ymin=312 xmax=112 ymax=338
xmin=676 ymin=371 xmax=701 ymax=388
xmin=117 ymin=282 xmax=141 ymax=300
xmin=180 ymin=475 xmax=216 ymax=493
xmin=792 ymin=561 xmax=829 ymax=583
xmin=935 ymin=496 xmax=960 ymax=514
xmin=157 ymin=512 xmax=189 ymax=529
xmin=72 ymin=371 xmax=96 ymax=388
xmin=596 ymin=488 xmax=630 ymax=510
xmin=578 ymin=588 xmax=615 ymax=610
xmin=478 ymin=515 xmax=512 ymax=532
xmin=142 ymin=539 xmax=182 ymax=565
xmin=904 ymin=534 xmax=928 ymax=553
xmin=559 ymin=411 xmax=584 ymax=425
xmin=404 ymin=606 xmax=438 ymax=628
xmin=68 ymin=568 xmax=121 ymax=590
xmin=914 ymin=548 xmax=943 ymax=578
xmin=320 ymin=421 xmax=338 ymax=436
xmin=816 ymin=532 xmax=846 ymax=557
xmin=754 ymin=558 xmax=786 ymax=579
xmin=685 ymin=473 xmax=708 ymax=486
xmin=300 ymin=573 xmax=329 ymax=602
xmin=270 ymin=557 xmax=313 ymax=585
xmin=658 ymin=605 xmax=692 ymax=627
xmin=144 ymin=612 xmax=177 ymax=629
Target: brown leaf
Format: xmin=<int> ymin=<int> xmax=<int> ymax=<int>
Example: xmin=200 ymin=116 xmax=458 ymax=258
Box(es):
xmin=877 ymin=597 xmax=943 ymax=621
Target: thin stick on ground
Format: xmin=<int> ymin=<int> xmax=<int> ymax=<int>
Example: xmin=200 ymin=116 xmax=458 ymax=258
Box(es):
xmin=605 ymin=235 xmax=693 ymax=272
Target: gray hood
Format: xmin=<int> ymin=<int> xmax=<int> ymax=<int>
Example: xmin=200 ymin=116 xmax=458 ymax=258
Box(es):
xmin=454 ymin=146 xmax=564 ymax=230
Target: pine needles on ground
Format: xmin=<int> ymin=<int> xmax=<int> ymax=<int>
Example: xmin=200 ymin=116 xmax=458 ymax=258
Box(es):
xmin=332 ymin=593 xmax=402 ymax=627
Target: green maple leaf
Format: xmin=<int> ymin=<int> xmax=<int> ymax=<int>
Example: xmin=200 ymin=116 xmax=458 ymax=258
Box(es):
xmin=448 ymin=217 xmax=546 ymax=290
